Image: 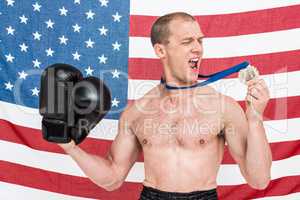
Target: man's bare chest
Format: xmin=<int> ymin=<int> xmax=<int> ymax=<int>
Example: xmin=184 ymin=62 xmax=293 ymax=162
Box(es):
xmin=133 ymin=108 xmax=224 ymax=148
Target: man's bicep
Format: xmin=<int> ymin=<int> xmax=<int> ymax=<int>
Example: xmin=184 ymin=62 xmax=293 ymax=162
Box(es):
xmin=107 ymin=113 xmax=141 ymax=179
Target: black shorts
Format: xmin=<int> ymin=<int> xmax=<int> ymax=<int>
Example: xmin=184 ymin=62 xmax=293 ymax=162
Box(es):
xmin=139 ymin=186 xmax=218 ymax=200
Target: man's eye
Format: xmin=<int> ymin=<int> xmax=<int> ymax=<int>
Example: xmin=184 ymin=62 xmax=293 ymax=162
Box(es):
xmin=182 ymin=41 xmax=191 ymax=45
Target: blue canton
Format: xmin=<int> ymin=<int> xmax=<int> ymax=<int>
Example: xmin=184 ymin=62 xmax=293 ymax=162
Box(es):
xmin=0 ymin=0 xmax=130 ymax=119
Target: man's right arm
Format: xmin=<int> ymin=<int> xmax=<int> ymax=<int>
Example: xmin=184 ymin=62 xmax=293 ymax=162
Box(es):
xmin=59 ymin=106 xmax=141 ymax=191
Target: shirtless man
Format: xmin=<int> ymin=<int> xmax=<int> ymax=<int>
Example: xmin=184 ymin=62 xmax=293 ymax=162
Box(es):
xmin=59 ymin=12 xmax=272 ymax=199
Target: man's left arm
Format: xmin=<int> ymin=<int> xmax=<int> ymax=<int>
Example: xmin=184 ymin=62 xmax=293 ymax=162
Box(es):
xmin=223 ymin=78 xmax=272 ymax=190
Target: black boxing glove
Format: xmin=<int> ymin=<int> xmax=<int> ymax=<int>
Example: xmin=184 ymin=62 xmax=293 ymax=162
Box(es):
xmin=39 ymin=63 xmax=111 ymax=145
xmin=70 ymin=76 xmax=111 ymax=144
xmin=39 ymin=63 xmax=83 ymax=143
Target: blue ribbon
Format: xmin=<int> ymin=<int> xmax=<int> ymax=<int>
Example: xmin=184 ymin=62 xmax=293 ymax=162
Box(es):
xmin=161 ymin=61 xmax=249 ymax=90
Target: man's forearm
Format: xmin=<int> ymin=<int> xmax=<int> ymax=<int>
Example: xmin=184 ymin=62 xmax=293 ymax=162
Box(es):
xmin=245 ymin=118 xmax=272 ymax=188
xmin=64 ymin=145 xmax=120 ymax=190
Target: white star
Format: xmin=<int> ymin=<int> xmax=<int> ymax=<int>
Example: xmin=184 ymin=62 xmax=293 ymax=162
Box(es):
xmin=84 ymin=66 xmax=94 ymax=76
xmin=59 ymin=6 xmax=68 ymax=16
xmin=6 ymin=0 xmax=15 ymax=6
xmin=19 ymin=15 xmax=28 ymax=24
xmin=99 ymin=0 xmax=109 ymax=7
xmin=72 ymin=24 xmax=81 ymax=33
xmin=111 ymin=69 xmax=120 ymax=78
xmin=31 ymin=87 xmax=40 ymax=96
xmin=46 ymin=48 xmax=54 ymax=57
xmin=74 ymin=0 xmax=80 ymax=4
xmin=6 ymin=26 xmax=15 ymax=35
xmin=32 ymin=59 xmax=41 ymax=68
xmin=111 ymin=97 xmax=120 ymax=107
xmin=112 ymin=41 xmax=121 ymax=51
xmin=19 ymin=43 xmax=29 ymax=52
xmin=5 ymin=53 xmax=15 ymax=63
xmin=85 ymin=38 xmax=95 ymax=48
xmin=45 ymin=19 xmax=55 ymax=29
xmin=32 ymin=2 xmax=42 ymax=12
xmin=72 ymin=51 xmax=81 ymax=61
xmin=85 ymin=10 xmax=95 ymax=19
xmin=58 ymin=35 xmax=68 ymax=45
xmin=4 ymin=81 xmax=14 ymax=90
xmin=112 ymin=12 xmax=122 ymax=22
xmin=98 ymin=26 xmax=108 ymax=36
xmin=33 ymin=31 xmax=42 ymax=40
xmin=18 ymin=71 xmax=28 ymax=80
xmin=98 ymin=54 xmax=107 ymax=64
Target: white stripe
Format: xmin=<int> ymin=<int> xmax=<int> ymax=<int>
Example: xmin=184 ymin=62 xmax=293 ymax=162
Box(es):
xmin=255 ymin=192 xmax=300 ymax=200
xmin=129 ymin=28 xmax=300 ymax=59
xmin=0 ymin=181 xmax=93 ymax=200
xmin=217 ymin=154 xmax=300 ymax=185
xmin=128 ymin=71 xmax=300 ymax=100
xmin=0 ymin=140 xmax=86 ymax=177
xmin=0 ymin=140 xmax=300 ymax=185
xmin=264 ymin=118 xmax=300 ymax=143
xmin=0 ymin=100 xmax=118 ymax=140
xmin=1 ymin=99 xmax=300 ymax=143
xmin=130 ymin=0 xmax=300 ymax=15
xmin=0 ymin=101 xmax=41 ymax=129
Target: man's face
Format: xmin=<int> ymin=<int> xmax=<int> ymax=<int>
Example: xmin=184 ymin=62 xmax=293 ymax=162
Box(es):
xmin=164 ymin=19 xmax=204 ymax=85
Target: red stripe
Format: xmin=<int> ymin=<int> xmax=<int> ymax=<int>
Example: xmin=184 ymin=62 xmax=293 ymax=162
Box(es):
xmin=0 ymin=119 xmax=112 ymax=156
xmin=130 ymin=5 xmax=300 ymax=37
xmin=1 ymin=117 xmax=299 ymax=164
xmin=222 ymin=140 xmax=300 ymax=164
xmin=0 ymin=161 xmax=141 ymax=199
xmin=218 ymin=175 xmax=300 ymax=199
xmin=239 ymin=96 xmax=300 ymax=121
xmin=128 ymin=50 xmax=300 ymax=80
xmin=1 ymin=161 xmax=300 ymax=199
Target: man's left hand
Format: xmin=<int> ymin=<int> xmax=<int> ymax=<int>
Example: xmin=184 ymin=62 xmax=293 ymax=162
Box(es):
xmin=245 ymin=79 xmax=270 ymax=120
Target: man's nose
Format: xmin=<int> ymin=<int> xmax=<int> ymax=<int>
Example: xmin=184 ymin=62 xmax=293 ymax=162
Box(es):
xmin=192 ymin=40 xmax=203 ymax=53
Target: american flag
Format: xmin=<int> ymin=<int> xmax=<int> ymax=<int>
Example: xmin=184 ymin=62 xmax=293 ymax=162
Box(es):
xmin=0 ymin=0 xmax=300 ymax=199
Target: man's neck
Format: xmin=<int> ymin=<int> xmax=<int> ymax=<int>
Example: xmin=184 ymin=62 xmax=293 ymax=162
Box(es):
xmin=160 ymin=83 xmax=195 ymax=98
xmin=161 ymin=78 xmax=199 ymax=92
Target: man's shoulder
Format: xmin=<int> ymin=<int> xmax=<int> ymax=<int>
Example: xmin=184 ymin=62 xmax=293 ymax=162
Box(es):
xmin=221 ymin=93 xmax=240 ymax=108
xmin=135 ymin=84 xmax=161 ymax=105
xmin=120 ymin=102 xmax=139 ymax=121
xmin=121 ymin=85 xmax=161 ymax=119
xmin=195 ymin=85 xmax=217 ymax=93
xmin=194 ymin=85 xmax=221 ymax=101
xmin=218 ymin=92 xmax=245 ymax=120
xmin=195 ymin=86 xmax=241 ymax=112
xmin=200 ymin=86 xmax=236 ymax=102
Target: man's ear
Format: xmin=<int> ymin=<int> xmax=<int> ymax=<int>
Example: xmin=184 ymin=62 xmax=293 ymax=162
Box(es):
xmin=153 ymin=43 xmax=166 ymax=59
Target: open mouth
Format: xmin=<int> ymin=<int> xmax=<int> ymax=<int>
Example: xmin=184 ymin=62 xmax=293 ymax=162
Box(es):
xmin=189 ymin=58 xmax=199 ymax=69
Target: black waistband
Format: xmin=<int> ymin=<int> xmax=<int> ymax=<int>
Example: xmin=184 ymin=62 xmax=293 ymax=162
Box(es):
xmin=140 ymin=186 xmax=218 ymax=200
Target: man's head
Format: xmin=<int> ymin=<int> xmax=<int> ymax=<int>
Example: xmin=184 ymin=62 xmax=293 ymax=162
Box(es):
xmin=151 ymin=12 xmax=204 ymax=86
xmin=151 ymin=12 xmax=196 ymax=46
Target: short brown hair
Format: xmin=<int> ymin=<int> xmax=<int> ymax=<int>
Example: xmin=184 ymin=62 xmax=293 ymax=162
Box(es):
xmin=150 ymin=12 xmax=196 ymax=46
